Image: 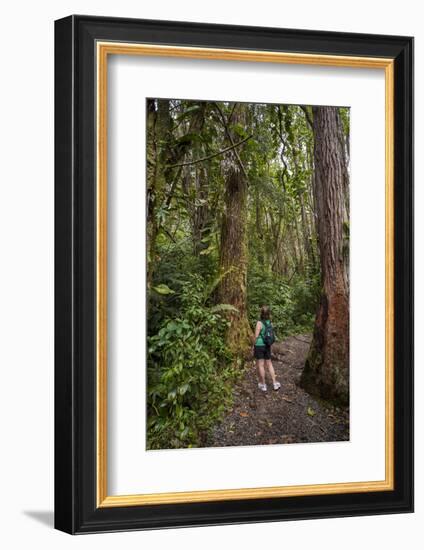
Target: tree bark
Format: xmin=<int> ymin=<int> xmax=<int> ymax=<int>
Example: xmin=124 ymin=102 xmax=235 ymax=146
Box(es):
xmin=216 ymin=104 xmax=252 ymax=356
xmin=300 ymin=106 xmax=350 ymax=405
xmin=192 ymin=162 xmax=209 ymax=256
xmin=146 ymin=99 xmax=170 ymax=288
xmin=300 ymin=191 xmax=315 ymax=268
xmin=146 ymin=101 xmax=156 ymax=285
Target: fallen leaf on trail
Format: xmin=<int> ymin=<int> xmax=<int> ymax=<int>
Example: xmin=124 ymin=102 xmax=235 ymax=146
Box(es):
xmin=267 ymin=421 xmax=273 ymax=427
xmin=239 ymin=412 xmax=249 ymax=417
xmin=307 ymin=407 xmax=316 ymax=416
xmin=282 ymin=397 xmax=293 ymax=403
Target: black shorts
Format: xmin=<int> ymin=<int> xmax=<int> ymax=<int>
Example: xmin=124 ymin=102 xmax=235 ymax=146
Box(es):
xmin=254 ymin=345 xmax=271 ymax=360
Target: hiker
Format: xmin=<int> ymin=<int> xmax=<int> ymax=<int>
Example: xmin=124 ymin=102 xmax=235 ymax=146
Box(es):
xmin=253 ymin=305 xmax=281 ymax=392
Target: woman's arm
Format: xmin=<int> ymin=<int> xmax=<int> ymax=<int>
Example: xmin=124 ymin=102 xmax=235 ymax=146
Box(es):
xmin=252 ymin=321 xmax=262 ymax=344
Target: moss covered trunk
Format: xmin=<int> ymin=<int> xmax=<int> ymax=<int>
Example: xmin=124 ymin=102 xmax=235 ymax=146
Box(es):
xmin=300 ymin=106 xmax=349 ymax=405
xmin=146 ymin=99 xmax=171 ymax=288
xmin=216 ymin=104 xmax=252 ymax=356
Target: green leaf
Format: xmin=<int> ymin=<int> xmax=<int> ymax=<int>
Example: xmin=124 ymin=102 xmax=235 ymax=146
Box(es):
xmin=152 ymin=284 xmax=175 ymax=295
xmin=166 ymin=321 xmax=179 ymax=331
xmin=178 ymin=383 xmax=190 ymax=395
xmin=307 ymin=407 xmax=316 ymax=417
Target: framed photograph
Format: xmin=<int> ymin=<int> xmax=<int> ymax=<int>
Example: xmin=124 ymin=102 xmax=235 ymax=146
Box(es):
xmin=54 ymin=15 xmax=413 ymax=534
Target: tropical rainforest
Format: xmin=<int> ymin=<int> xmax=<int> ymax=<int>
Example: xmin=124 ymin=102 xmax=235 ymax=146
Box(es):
xmin=146 ymin=98 xmax=350 ymax=450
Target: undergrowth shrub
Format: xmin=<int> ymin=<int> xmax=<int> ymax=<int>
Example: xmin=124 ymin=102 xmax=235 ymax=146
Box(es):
xmin=147 ymin=274 xmax=238 ymax=450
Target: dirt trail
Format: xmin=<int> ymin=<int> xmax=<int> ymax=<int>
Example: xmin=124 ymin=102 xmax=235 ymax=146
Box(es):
xmin=207 ymin=334 xmax=349 ymax=448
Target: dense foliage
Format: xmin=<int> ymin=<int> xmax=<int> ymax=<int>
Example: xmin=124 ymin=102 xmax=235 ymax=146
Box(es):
xmin=147 ymin=276 xmax=241 ymax=449
xmin=247 ymin=263 xmax=321 ymax=340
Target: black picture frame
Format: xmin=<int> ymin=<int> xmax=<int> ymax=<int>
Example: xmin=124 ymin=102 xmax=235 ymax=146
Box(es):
xmin=55 ymin=15 xmax=414 ymax=534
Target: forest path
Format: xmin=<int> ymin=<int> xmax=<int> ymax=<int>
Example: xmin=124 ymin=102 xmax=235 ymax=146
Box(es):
xmin=207 ymin=334 xmax=349 ymax=447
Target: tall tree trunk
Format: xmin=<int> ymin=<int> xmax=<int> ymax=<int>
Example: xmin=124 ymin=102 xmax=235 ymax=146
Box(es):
xmin=192 ymin=162 xmax=210 ymax=256
xmin=146 ymin=100 xmax=156 ymax=288
xmin=300 ymin=107 xmax=350 ymax=405
xmin=216 ymin=104 xmax=252 ymax=356
xmin=146 ymin=99 xmax=170 ymax=288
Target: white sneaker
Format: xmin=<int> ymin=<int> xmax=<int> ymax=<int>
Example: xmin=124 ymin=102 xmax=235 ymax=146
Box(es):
xmin=258 ymin=383 xmax=267 ymax=392
xmin=273 ymin=382 xmax=281 ymax=391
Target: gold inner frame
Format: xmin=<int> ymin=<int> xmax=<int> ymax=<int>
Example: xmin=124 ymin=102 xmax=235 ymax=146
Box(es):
xmin=96 ymin=42 xmax=395 ymax=508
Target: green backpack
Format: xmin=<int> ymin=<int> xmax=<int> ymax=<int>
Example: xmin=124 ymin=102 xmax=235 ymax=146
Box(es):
xmin=261 ymin=321 xmax=276 ymax=346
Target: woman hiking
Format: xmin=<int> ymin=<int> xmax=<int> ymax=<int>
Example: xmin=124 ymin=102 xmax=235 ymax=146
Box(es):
xmin=253 ymin=305 xmax=281 ymax=392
